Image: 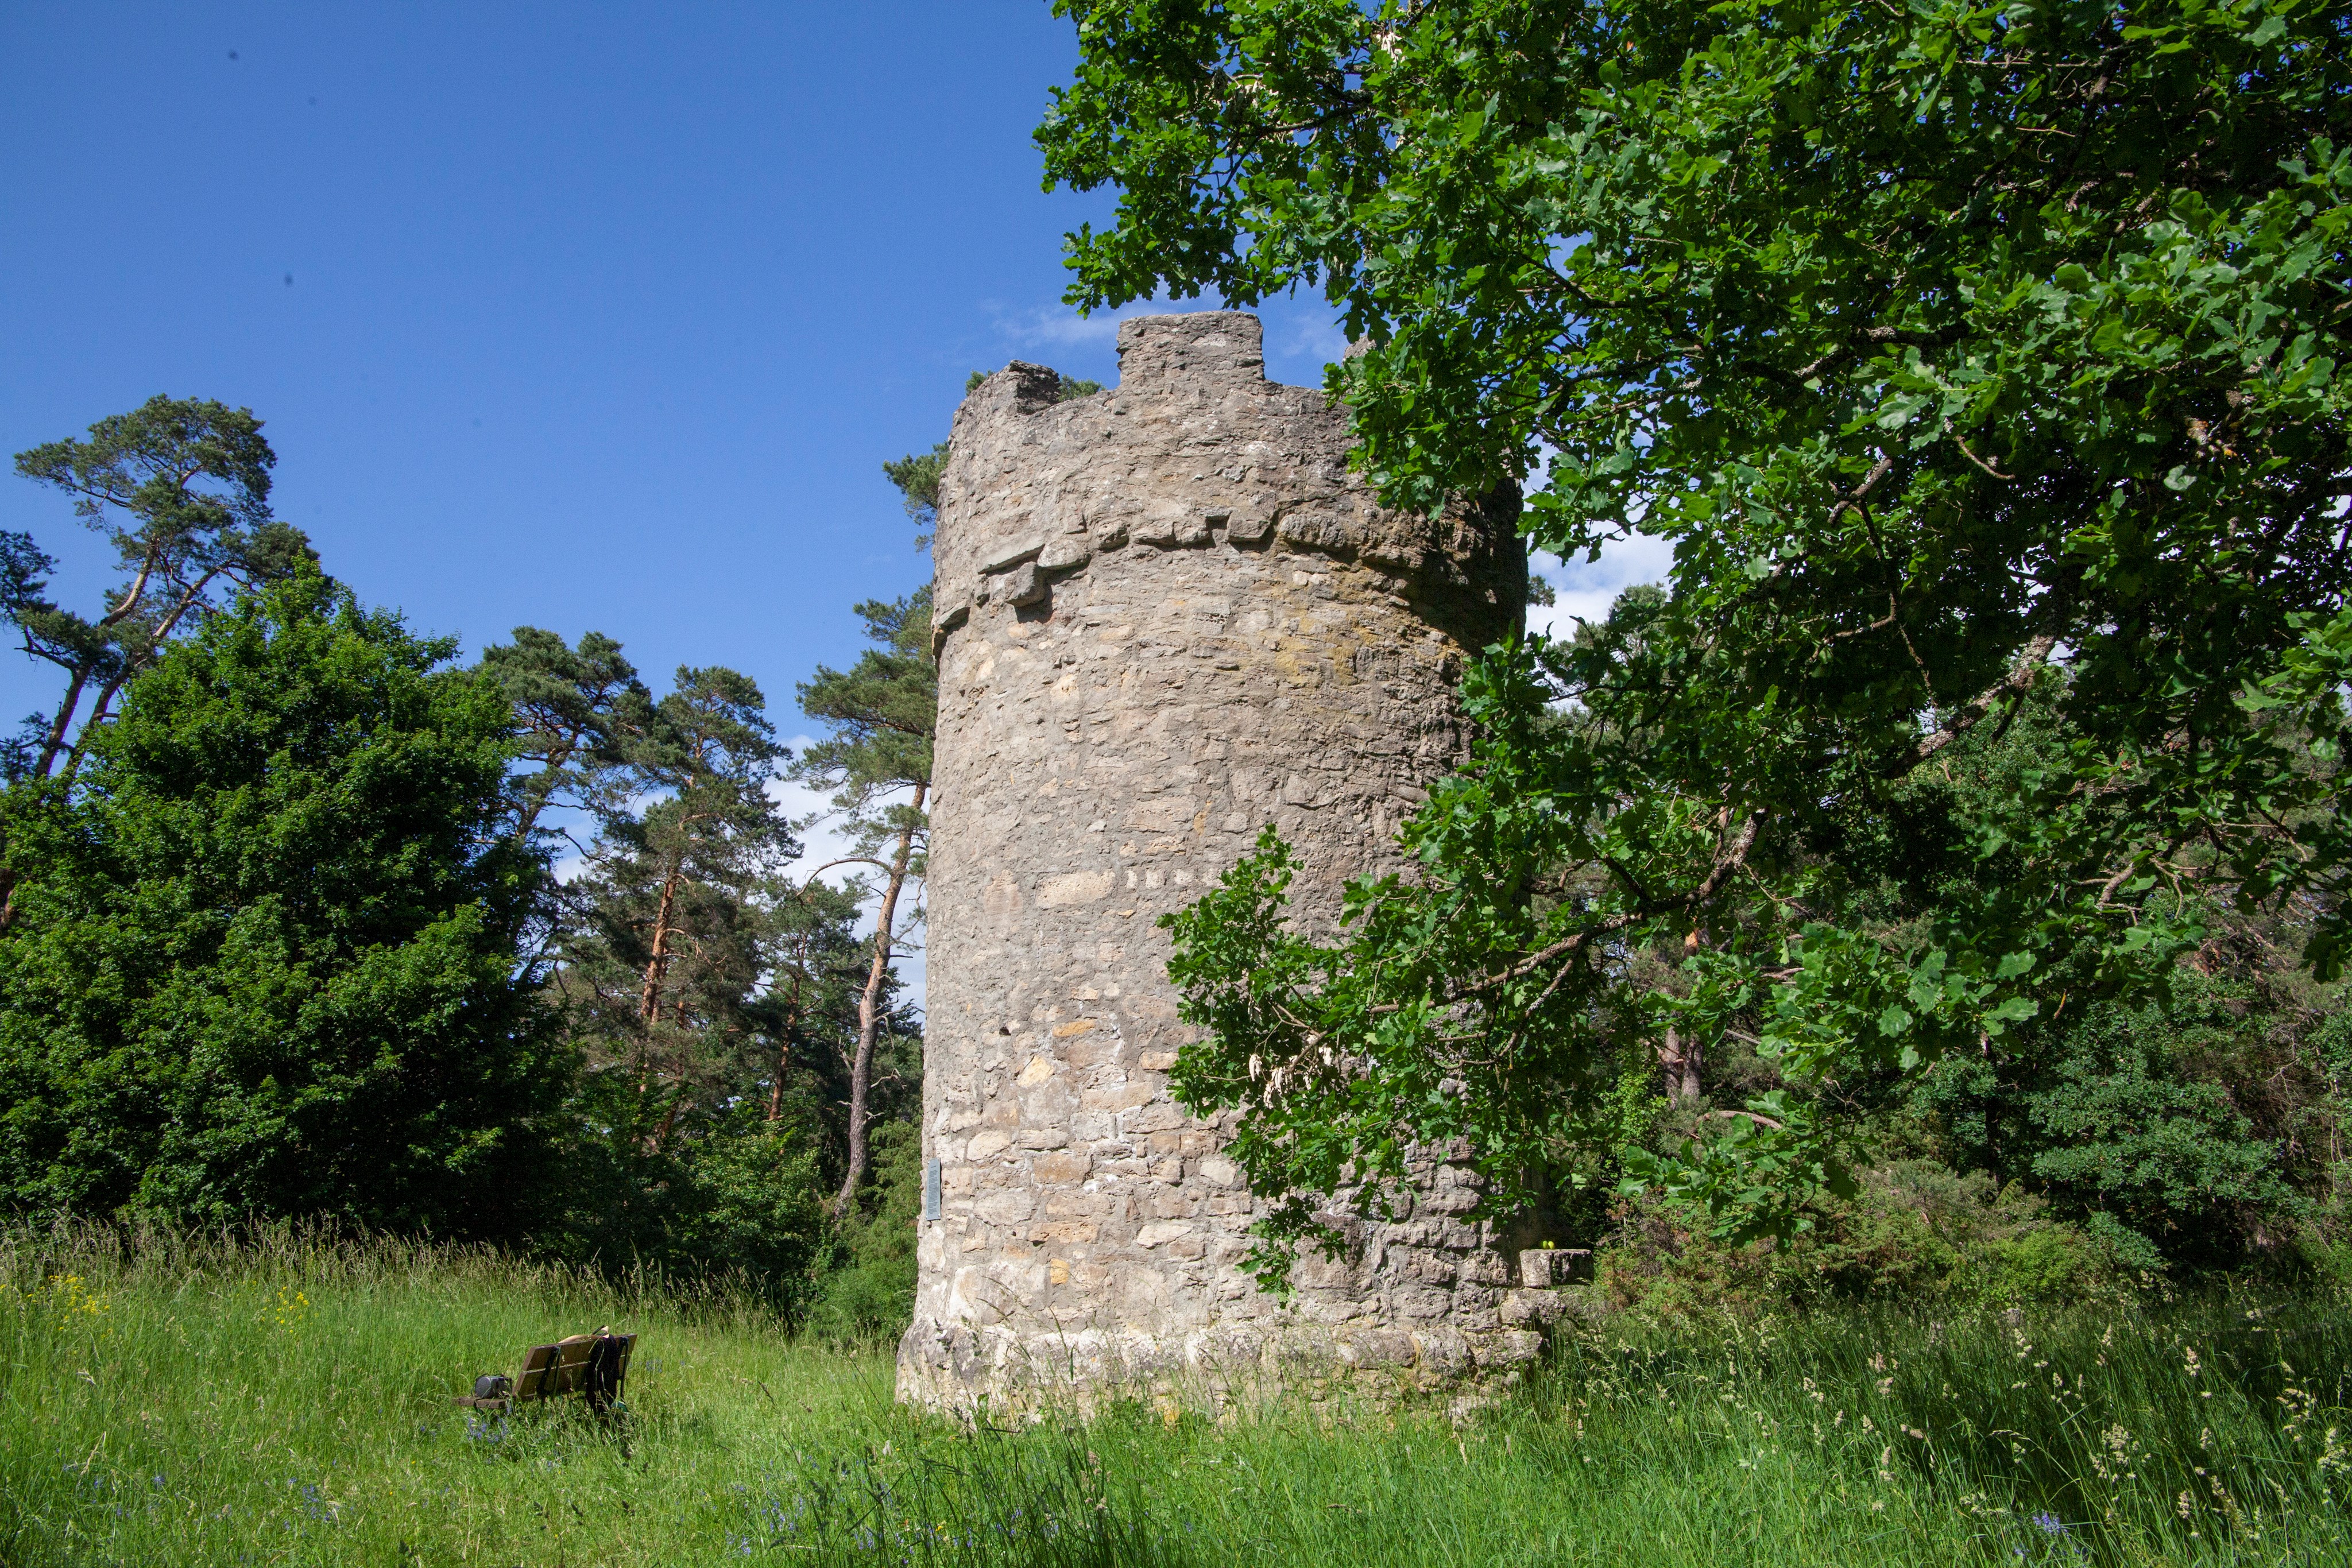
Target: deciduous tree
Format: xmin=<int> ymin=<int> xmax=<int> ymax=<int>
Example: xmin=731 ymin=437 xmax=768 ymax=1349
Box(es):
xmin=1046 ymin=0 xmax=2352 ymax=1248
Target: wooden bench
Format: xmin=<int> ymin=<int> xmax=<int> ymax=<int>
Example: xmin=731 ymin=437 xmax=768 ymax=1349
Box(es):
xmin=458 ymin=1330 xmax=636 ymax=1416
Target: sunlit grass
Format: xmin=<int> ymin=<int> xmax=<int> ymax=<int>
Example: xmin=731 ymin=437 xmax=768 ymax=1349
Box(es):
xmin=1 ymin=1222 xmax=2345 ymax=1565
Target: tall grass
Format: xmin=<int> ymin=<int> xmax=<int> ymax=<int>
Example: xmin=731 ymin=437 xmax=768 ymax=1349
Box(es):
xmin=2 ymin=1221 xmax=2345 ymax=1565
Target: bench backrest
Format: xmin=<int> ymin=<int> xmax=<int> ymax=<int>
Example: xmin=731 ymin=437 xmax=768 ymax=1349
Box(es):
xmin=513 ymin=1332 xmax=635 ymax=1402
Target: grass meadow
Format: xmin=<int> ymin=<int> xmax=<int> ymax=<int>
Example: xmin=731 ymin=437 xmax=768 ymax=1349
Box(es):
xmin=2 ymin=1224 xmax=2348 ymax=1566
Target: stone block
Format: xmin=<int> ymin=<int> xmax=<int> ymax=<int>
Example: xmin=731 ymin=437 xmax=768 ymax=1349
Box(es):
xmin=1197 ymin=1154 xmax=1246 ymax=1188
xmin=1036 ymin=870 xmax=1115 ymax=907
xmin=1121 ymin=1101 xmax=1188 ymax=1135
xmin=1030 ymin=1152 xmax=1092 ymax=1185
xmin=974 ymin=1190 xmax=1036 ymax=1225
xmin=1409 ymin=1329 xmax=1472 ymax=1376
xmin=979 ymin=536 xmax=1046 ymax=574
xmin=1473 ymin=1330 xmax=1545 ymax=1369
xmin=1337 ymin=1329 xmax=1419 ymax=1369
xmin=1500 ymin=1289 xmax=1575 ymax=1328
xmin=1459 ymin=1250 xmax=1515 ymax=1286
xmin=1038 ymin=535 xmax=1093 ymax=571
xmin=1080 ymin=1083 xmax=1158 ymax=1113
xmin=1518 ymin=1248 xmax=1593 ymax=1288
xmin=1000 ymin=561 xmax=1046 ymax=607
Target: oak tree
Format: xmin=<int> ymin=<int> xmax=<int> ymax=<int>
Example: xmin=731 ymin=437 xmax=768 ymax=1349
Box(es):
xmin=1045 ymin=0 xmax=2352 ymax=1248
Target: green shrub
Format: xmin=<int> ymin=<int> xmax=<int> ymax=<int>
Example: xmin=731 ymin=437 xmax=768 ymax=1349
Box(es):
xmin=1602 ymin=1160 xmax=2134 ymax=1312
xmin=802 ymin=1118 xmax=920 ymax=1345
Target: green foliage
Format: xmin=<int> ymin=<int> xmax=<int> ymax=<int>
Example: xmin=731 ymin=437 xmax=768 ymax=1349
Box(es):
xmin=0 ymin=571 xmax=561 ymax=1233
xmin=793 ymin=591 xmax=937 ymax=853
xmin=1918 ymin=984 xmax=2311 ymax=1267
xmin=540 ymin=1079 xmax=832 ymax=1299
xmin=880 ymin=444 xmax=951 ymax=542
xmin=802 ymin=1118 xmax=923 ymax=1344
xmin=794 ymin=586 xmax=935 ymax=1218
xmin=1070 ymin=0 xmax=2352 ymax=1245
xmin=477 ymin=626 xmax=651 ymax=844
xmin=1603 ymin=1162 xmax=2128 ymax=1314
xmin=529 ymin=648 xmax=892 ymax=1294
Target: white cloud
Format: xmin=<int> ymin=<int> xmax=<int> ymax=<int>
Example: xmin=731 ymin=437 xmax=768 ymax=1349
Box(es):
xmin=1526 ymin=531 xmax=1676 ymax=640
xmin=990 ymin=291 xmax=1226 ymax=353
xmin=772 ymin=738 xmax=926 ymax=1015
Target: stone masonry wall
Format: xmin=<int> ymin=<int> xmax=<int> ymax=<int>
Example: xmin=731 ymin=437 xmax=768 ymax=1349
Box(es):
xmin=899 ymin=312 xmax=1542 ymax=1415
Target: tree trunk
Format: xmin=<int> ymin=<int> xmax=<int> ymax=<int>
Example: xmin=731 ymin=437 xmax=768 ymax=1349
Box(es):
xmin=833 ymin=781 xmax=924 ymax=1221
xmin=56 ymin=668 xmax=133 ymax=788
xmin=630 ymin=865 xmax=683 ymax=1141
xmin=767 ymin=973 xmax=803 ymax=1122
xmin=33 ymin=665 xmax=91 ymax=781
xmin=1658 ymin=1026 xmax=1703 ymax=1105
xmin=638 ymin=867 xmax=682 ymax=1023
xmin=653 ymin=1081 xmax=689 ymax=1155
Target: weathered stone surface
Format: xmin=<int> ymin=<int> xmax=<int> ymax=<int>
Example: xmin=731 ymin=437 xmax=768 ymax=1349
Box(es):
xmin=1519 ymin=1248 xmax=1595 ymax=1288
xmin=899 ymin=312 xmax=1527 ymax=1416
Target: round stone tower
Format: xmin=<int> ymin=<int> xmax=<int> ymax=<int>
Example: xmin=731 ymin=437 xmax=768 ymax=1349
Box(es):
xmin=901 ymin=312 xmax=1533 ymax=1413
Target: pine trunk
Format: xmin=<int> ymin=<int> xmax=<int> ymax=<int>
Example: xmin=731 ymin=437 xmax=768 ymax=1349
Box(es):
xmin=767 ymin=973 xmax=803 ymax=1122
xmin=833 ymin=783 xmax=924 ymax=1221
xmin=632 ymin=865 xmax=683 ymax=1144
xmin=33 ymin=665 xmax=91 ymax=782
xmin=638 ymin=866 xmax=682 ymax=1023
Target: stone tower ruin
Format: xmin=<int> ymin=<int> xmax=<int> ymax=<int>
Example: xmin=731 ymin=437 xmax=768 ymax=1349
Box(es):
xmin=900 ymin=312 xmax=1540 ymax=1413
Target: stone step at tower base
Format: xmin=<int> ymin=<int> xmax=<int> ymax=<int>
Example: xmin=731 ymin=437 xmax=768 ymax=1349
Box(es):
xmin=902 ymin=312 xmax=1541 ymax=1414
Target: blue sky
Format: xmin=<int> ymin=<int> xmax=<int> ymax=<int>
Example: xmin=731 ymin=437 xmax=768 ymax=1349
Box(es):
xmin=0 ymin=3 xmax=1378 ymax=725
xmin=0 ymin=2 xmax=1660 ymax=990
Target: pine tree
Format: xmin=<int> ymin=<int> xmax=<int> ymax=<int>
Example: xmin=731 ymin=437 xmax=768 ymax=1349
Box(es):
xmin=478 ymin=628 xmax=652 ymax=846
xmin=557 ymin=666 xmax=798 ymax=1157
xmin=7 ymin=397 xmax=315 ymax=786
xmin=794 ymin=591 xmax=935 ymax=1220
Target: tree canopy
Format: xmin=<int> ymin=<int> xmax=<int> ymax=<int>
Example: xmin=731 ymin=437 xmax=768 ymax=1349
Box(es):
xmin=0 ymin=570 xmax=560 ymax=1232
xmin=1045 ymin=0 xmax=2352 ymax=1248
xmin=6 ymin=396 xmax=315 ymax=786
